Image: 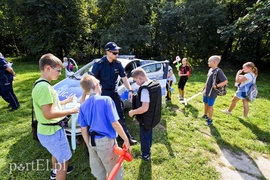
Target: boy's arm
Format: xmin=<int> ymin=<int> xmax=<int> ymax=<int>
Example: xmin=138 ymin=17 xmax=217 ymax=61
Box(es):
xmin=201 ymin=84 xmax=206 ymax=92
xmin=60 ymin=96 xmax=73 ymax=105
xmin=215 ymin=80 xmax=228 ymax=88
xmin=41 ymin=104 xmax=78 ymax=119
xmin=128 ymin=102 xmax=149 ymax=117
xmin=81 ymin=126 xmax=89 ymax=147
xmin=111 ymin=121 xmax=131 ymax=151
xmin=215 ymin=70 xmax=228 ymax=88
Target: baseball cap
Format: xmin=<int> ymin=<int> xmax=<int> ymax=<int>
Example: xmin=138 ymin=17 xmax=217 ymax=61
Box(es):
xmin=104 ymin=42 xmax=121 ymax=51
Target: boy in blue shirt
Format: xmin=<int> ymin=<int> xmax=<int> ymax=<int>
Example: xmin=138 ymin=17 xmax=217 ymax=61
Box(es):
xmin=78 ymin=75 xmax=131 ymax=180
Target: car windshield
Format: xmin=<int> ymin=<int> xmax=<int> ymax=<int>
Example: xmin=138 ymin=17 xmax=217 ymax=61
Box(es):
xmin=69 ymin=59 xmax=97 ymax=79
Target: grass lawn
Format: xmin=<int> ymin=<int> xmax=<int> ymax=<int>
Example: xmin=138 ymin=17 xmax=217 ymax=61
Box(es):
xmin=0 ymin=58 xmax=269 ymax=180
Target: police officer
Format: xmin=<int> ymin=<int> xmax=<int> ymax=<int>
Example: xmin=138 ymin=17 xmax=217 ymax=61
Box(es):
xmin=91 ymin=42 xmax=137 ymax=145
xmin=0 ymin=53 xmax=20 ymax=111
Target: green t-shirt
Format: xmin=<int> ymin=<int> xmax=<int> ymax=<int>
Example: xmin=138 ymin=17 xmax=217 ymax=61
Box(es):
xmin=32 ymin=78 xmax=62 ymax=135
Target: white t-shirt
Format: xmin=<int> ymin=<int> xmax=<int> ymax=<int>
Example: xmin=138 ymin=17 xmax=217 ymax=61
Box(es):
xmin=140 ymin=88 xmax=150 ymax=102
xmin=239 ymin=73 xmax=255 ymax=87
xmin=140 ymin=81 xmax=151 ymax=103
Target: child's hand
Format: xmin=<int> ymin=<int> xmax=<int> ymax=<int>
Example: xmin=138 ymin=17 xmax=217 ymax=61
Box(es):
xmin=237 ymin=69 xmax=243 ymax=74
xmin=71 ymin=106 xmax=79 ymax=114
xmin=128 ymin=110 xmax=134 ymax=117
xmin=123 ymin=141 xmax=131 ymax=153
xmin=66 ymin=96 xmax=73 ymax=103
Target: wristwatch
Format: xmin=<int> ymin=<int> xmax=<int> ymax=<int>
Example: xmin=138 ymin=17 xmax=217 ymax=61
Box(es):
xmin=129 ymin=90 xmax=133 ymax=93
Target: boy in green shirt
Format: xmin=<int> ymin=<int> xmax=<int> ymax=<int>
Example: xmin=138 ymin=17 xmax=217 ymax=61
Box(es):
xmin=32 ymin=53 xmax=78 ymax=180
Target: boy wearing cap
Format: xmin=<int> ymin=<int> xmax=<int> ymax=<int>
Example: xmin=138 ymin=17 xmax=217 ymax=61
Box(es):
xmin=90 ymin=42 xmax=137 ymax=145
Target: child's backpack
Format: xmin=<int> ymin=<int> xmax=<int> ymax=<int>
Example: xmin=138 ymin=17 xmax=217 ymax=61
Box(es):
xmin=246 ymin=83 xmax=258 ymax=102
xmin=244 ymin=74 xmax=258 ymax=102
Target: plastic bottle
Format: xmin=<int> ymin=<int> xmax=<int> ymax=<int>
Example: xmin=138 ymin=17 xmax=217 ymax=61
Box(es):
xmin=73 ymin=95 xmax=77 ymax=104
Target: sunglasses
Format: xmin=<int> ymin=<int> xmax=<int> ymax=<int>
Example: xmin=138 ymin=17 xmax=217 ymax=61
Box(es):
xmin=51 ymin=67 xmax=62 ymax=73
xmin=109 ymin=51 xmax=119 ymax=55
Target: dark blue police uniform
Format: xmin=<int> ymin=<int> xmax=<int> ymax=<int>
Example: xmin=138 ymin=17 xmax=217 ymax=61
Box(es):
xmin=0 ymin=57 xmax=20 ymax=111
xmin=91 ymin=56 xmax=134 ymax=142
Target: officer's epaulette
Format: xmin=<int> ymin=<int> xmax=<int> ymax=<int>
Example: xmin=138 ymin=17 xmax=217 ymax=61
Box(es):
xmin=96 ymin=58 xmax=104 ymax=64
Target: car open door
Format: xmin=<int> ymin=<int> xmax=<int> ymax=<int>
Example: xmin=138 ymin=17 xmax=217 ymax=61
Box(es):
xmin=133 ymin=60 xmax=169 ymax=97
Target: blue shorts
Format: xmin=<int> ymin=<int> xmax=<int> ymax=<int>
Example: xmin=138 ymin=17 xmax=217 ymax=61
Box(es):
xmin=203 ymin=96 xmax=216 ymax=106
xmin=235 ymin=90 xmax=246 ymax=100
xmin=37 ymin=129 xmax=72 ymax=164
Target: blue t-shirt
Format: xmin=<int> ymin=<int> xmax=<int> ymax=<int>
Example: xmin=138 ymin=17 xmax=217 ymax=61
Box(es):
xmin=78 ymin=95 xmax=120 ymax=139
xmin=91 ymin=56 xmax=126 ymax=91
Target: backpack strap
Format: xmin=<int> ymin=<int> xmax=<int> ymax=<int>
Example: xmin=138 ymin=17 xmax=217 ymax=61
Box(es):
xmin=208 ymin=68 xmax=219 ymax=96
xmin=32 ymin=80 xmax=51 ymax=123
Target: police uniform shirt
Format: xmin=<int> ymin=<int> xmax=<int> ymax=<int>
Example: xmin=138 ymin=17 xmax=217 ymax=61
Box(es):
xmin=0 ymin=57 xmax=9 ymax=73
xmin=91 ymin=56 xmax=126 ymax=91
xmin=0 ymin=57 xmax=12 ymax=81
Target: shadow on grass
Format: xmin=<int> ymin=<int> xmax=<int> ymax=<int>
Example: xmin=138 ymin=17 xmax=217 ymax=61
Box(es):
xmin=3 ymin=132 xmax=93 ymax=180
xmin=137 ymin=160 xmax=152 ymax=180
xmin=130 ymin=105 xmax=175 ymax=179
xmin=210 ymin=125 xmax=266 ymax=179
xmin=181 ymin=103 xmax=200 ymax=118
xmin=2 ymin=133 xmax=51 ymax=179
xmin=238 ymin=117 xmax=270 ymax=146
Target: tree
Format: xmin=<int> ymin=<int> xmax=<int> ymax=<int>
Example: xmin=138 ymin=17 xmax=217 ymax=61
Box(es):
xmin=220 ymin=0 xmax=270 ymax=64
xmin=6 ymin=0 xmax=90 ymax=57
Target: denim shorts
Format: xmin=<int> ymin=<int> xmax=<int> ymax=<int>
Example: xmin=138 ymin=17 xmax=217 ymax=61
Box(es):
xmin=203 ymin=96 xmax=216 ymax=106
xmin=37 ymin=129 xmax=72 ymax=164
xmin=235 ymin=90 xmax=246 ymax=100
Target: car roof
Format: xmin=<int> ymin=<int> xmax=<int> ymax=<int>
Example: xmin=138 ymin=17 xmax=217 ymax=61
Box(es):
xmin=94 ymin=55 xmax=146 ymax=67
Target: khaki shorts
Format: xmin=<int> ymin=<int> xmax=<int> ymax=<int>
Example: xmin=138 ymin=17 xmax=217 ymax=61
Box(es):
xmin=88 ymin=137 xmax=123 ymax=180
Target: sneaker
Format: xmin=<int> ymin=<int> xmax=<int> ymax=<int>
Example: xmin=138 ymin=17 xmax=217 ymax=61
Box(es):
xmin=50 ymin=166 xmax=74 ymax=180
xmin=129 ymin=139 xmax=137 ymax=146
xmin=206 ymin=119 xmax=213 ymax=126
xmin=221 ymin=109 xmax=232 ymax=115
xmin=135 ymin=154 xmax=151 ymax=161
xmin=198 ymin=114 xmax=208 ymax=119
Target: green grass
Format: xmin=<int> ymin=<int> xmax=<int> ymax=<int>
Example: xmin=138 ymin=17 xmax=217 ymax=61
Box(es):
xmin=0 ymin=59 xmax=269 ymax=179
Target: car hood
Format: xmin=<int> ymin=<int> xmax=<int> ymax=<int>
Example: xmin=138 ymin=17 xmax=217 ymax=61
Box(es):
xmin=54 ymin=78 xmax=82 ymax=101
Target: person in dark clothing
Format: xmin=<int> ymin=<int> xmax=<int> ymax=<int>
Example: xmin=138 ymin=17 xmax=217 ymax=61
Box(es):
xmin=90 ymin=42 xmax=137 ymax=145
xmin=0 ymin=53 xmax=20 ymax=111
xmin=178 ymin=58 xmax=190 ymax=101
xmin=128 ymin=68 xmax=162 ymax=161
